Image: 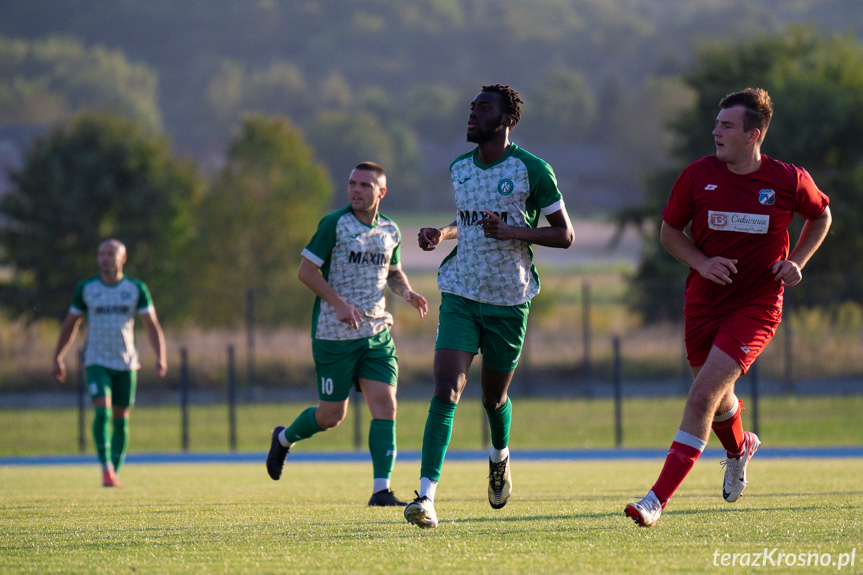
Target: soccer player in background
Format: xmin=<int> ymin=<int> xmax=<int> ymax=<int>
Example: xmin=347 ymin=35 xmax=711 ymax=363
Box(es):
xmin=266 ymin=162 xmax=428 ymax=507
xmin=403 ymin=84 xmax=574 ymax=529
xmin=52 ymin=239 xmax=168 ymax=487
xmin=625 ymin=88 xmax=832 ymax=527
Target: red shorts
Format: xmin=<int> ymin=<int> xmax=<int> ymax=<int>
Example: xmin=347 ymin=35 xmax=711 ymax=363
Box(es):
xmin=684 ymin=304 xmax=781 ymax=374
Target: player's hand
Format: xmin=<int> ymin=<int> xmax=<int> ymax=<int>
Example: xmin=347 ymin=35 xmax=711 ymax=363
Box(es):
xmin=155 ymin=359 xmax=168 ymax=378
xmin=335 ymin=302 xmax=364 ymax=329
xmin=479 ymin=210 xmax=511 ymax=241
xmin=697 ymin=257 xmax=738 ymax=285
xmin=52 ymin=358 xmax=66 ymax=383
xmin=418 ymin=227 xmax=443 ymax=251
xmin=404 ymin=290 xmax=429 ymax=318
xmin=771 ymin=259 xmax=803 ymax=287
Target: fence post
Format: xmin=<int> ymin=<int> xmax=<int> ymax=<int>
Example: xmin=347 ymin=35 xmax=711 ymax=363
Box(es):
xmin=227 ymin=345 xmax=237 ymax=452
xmin=582 ymin=282 xmax=592 ymax=396
xmin=749 ymin=361 xmax=760 ymax=437
xmin=681 ymin=282 xmax=690 ymax=394
xmin=612 ymin=336 xmax=623 ymax=448
xmin=246 ymin=288 xmax=256 ymax=390
xmin=77 ymin=349 xmax=86 ymax=453
xmin=481 ymin=404 xmax=490 ymax=450
xmin=783 ymin=289 xmax=794 ymax=394
xmin=180 ymin=347 xmax=189 ymax=452
xmin=353 ymin=388 xmax=362 ymax=450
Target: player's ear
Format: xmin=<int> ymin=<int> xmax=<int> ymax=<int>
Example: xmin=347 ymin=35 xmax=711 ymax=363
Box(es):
xmin=378 ymin=186 xmax=387 ymax=199
xmin=747 ymin=128 xmax=761 ymax=145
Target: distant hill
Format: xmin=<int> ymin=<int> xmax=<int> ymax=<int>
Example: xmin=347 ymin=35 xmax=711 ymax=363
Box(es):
xmin=1 ymin=0 xmax=860 ymax=212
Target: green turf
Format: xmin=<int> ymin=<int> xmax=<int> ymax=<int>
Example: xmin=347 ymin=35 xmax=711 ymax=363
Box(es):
xmin=3 ymin=396 xmax=863 ymax=456
xmin=1 ymin=459 xmax=861 ymax=574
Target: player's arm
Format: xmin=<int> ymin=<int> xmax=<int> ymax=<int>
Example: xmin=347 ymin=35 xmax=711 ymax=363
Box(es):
xmin=298 ymin=256 xmax=363 ymax=329
xmin=660 ymin=220 xmax=738 ymax=285
xmin=386 ymin=266 xmax=428 ymax=318
xmin=52 ymin=312 xmax=84 ymax=383
xmin=478 ymin=207 xmax=574 ymax=248
xmin=772 ymin=205 xmax=832 ymax=287
xmin=140 ymin=310 xmax=168 ymax=378
xmin=418 ymin=220 xmax=457 ymax=251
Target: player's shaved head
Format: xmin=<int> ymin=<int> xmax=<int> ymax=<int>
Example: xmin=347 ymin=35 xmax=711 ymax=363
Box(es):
xmin=353 ymin=161 xmax=386 ymax=188
xmin=98 ymin=238 xmax=126 ymax=256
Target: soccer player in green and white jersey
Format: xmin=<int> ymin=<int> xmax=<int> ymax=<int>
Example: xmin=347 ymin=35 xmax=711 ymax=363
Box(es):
xmin=404 ymin=84 xmax=574 ymax=528
xmin=52 ymin=239 xmax=168 ymax=488
xmin=266 ymin=162 xmax=429 ymax=507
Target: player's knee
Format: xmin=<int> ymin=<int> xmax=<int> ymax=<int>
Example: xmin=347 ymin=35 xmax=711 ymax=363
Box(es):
xmin=432 ymin=387 xmax=461 ymax=404
xmin=314 ymin=407 xmax=347 ymax=430
xmin=317 ymin=413 xmax=344 ymax=430
xmin=481 ymin=395 xmax=506 ymax=413
xmin=685 ymin=392 xmax=714 ymax=421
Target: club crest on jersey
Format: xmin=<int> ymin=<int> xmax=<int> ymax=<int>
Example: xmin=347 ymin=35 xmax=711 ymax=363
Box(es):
xmin=759 ymin=189 xmax=776 ymax=205
xmin=497 ymin=178 xmax=515 ymax=196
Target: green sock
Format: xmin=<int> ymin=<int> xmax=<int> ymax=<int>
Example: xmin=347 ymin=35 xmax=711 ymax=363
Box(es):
xmin=420 ymin=397 xmax=458 ymax=482
xmin=368 ymin=419 xmax=397 ymax=480
xmin=486 ymin=397 xmax=512 ymax=450
xmin=92 ymin=407 xmax=110 ymax=467
xmin=111 ymin=417 xmax=129 ymax=473
xmin=284 ymin=407 xmax=323 ymax=444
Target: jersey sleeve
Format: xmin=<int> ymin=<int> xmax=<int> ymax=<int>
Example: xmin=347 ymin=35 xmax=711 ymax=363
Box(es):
xmin=794 ymin=167 xmax=830 ymax=220
xmin=302 ymin=211 xmax=341 ymax=267
xmin=529 ymin=161 xmax=564 ymax=212
xmin=390 ymin=220 xmax=401 ymax=267
xmin=662 ymin=167 xmax=696 ymax=228
xmin=132 ymin=279 xmax=155 ymax=314
xmin=69 ymin=280 xmax=87 ymax=315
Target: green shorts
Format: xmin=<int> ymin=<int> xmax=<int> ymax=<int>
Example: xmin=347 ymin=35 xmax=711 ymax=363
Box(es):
xmin=85 ymin=365 xmax=137 ymax=408
xmin=435 ymin=292 xmax=531 ymax=372
xmin=312 ymin=329 xmax=398 ymax=402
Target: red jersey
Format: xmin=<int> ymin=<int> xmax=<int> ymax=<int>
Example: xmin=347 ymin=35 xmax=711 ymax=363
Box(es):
xmin=662 ymin=155 xmax=829 ymax=314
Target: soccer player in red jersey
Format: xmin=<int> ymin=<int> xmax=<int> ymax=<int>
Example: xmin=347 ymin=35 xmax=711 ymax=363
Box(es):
xmin=625 ymin=88 xmax=832 ymax=527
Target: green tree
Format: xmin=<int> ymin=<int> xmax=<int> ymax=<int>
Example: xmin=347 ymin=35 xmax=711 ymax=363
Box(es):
xmin=304 ymin=108 xmax=424 ymax=210
xmin=521 ymin=67 xmax=596 ymax=143
xmin=0 ymin=35 xmax=161 ymax=130
xmin=625 ymin=26 xmax=863 ymax=320
xmin=188 ymin=115 xmax=333 ymax=327
xmin=0 ymin=112 xmax=202 ymax=321
xmin=203 ymin=59 xmax=312 ymax=143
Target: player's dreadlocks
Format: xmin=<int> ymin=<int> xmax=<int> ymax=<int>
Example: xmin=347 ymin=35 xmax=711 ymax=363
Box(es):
xmin=481 ymin=84 xmax=523 ymax=127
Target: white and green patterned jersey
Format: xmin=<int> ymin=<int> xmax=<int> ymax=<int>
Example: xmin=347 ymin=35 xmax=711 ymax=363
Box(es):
xmin=438 ymin=143 xmax=565 ymax=305
xmin=69 ymin=276 xmax=155 ymax=371
xmin=302 ymin=206 xmax=402 ymax=341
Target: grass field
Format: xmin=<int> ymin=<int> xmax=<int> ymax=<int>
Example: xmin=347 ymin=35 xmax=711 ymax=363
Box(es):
xmin=1 ymin=459 xmax=861 ymax=574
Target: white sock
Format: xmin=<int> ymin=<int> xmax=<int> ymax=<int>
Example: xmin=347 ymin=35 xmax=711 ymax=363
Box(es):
xmin=277 ymin=428 xmax=293 ymax=448
xmin=673 ymin=429 xmax=708 ymax=452
xmin=373 ymin=478 xmax=390 ymax=494
xmin=490 ymin=446 xmax=509 ymax=463
xmin=419 ymin=477 xmax=437 ymax=501
xmin=714 ymin=396 xmax=739 ymax=422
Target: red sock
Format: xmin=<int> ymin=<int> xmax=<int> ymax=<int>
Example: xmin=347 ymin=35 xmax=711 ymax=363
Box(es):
xmin=712 ymin=400 xmax=745 ymax=458
xmin=651 ymin=441 xmax=703 ymax=503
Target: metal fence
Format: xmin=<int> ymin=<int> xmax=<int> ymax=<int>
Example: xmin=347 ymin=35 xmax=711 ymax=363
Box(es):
xmin=2 ymin=275 xmax=863 ymax=456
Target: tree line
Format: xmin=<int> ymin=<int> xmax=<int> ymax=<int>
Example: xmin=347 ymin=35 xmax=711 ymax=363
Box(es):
xmin=2 ymin=19 xmax=863 ymax=326
xmin=2 ymin=1 xmax=862 ymax=211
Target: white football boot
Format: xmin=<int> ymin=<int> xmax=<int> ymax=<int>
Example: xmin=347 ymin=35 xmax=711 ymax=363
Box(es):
xmin=722 ymin=431 xmax=761 ymax=502
xmin=404 ymin=492 xmax=438 ymax=529
xmin=625 ymin=490 xmax=664 ymax=527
